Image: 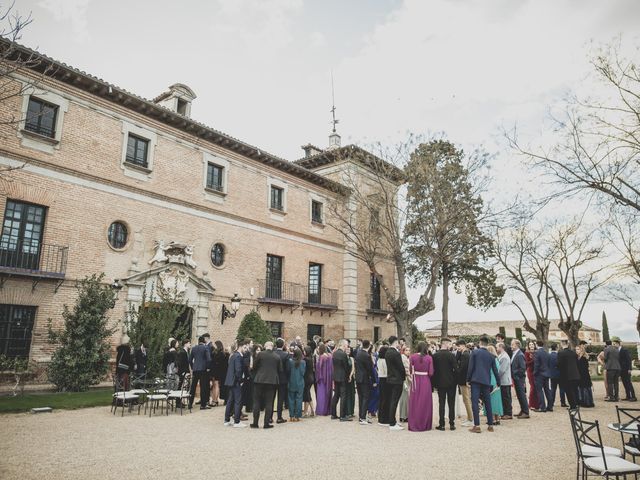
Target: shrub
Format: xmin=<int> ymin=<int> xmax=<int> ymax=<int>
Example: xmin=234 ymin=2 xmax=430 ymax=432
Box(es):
xmin=124 ymin=285 xmax=189 ymax=378
xmin=236 ymin=310 xmax=272 ymax=345
xmin=47 ymin=274 xmax=116 ymax=392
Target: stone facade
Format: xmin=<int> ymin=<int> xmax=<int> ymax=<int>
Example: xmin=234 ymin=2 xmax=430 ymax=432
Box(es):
xmin=0 ymin=44 xmax=398 ymax=366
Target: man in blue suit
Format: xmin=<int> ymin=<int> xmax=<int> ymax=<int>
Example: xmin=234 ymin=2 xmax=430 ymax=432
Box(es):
xmin=224 ymin=340 xmax=248 ymax=428
xmin=547 ymin=343 xmax=566 ymax=409
xmin=466 ymin=335 xmax=500 ymax=433
xmin=510 ymin=339 xmax=530 ymax=418
xmin=189 ymin=336 xmax=212 ymax=410
xmin=533 ymin=340 xmax=552 ymax=412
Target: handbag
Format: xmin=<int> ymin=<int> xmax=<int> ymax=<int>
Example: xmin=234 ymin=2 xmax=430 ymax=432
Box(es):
xmin=118 ymin=362 xmax=130 ymax=371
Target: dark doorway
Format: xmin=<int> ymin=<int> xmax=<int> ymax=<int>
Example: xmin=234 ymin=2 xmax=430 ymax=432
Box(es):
xmin=307 ymin=323 xmax=323 ymax=341
xmin=173 ymin=306 xmax=193 ymax=340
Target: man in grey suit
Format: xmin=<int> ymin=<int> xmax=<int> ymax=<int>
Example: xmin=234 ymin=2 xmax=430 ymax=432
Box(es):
xmin=497 ymin=343 xmax=513 ymax=419
xmin=604 ymin=339 xmax=621 ymax=402
xmin=510 ymin=339 xmax=529 ymax=418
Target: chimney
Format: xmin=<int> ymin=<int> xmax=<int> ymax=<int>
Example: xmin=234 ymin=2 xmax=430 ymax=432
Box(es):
xmin=301 ymin=144 xmax=323 ymax=158
xmin=152 ymin=83 xmax=197 ymax=117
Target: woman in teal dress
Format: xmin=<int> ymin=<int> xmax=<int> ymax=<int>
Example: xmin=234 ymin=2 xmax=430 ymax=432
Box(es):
xmin=485 ymin=345 xmax=503 ymax=425
xmin=288 ymin=348 xmax=306 ymax=422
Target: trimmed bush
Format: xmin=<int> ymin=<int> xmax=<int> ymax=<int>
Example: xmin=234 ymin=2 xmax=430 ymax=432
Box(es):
xmin=236 ymin=311 xmax=273 ymax=345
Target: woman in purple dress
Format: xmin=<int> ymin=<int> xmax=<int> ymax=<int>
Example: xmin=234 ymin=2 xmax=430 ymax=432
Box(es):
xmin=408 ymin=341 xmax=434 ymax=432
xmin=314 ymin=343 xmax=333 ymax=416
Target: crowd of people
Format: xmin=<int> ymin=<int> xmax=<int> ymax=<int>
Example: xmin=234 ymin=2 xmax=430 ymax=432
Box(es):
xmin=115 ymin=331 xmax=636 ymax=432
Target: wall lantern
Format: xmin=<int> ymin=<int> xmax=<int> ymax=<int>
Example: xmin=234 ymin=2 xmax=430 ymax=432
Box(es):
xmin=221 ymin=293 xmax=241 ymax=324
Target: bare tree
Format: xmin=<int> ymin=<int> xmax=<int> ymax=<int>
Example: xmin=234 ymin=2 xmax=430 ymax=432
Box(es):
xmin=607 ymin=210 xmax=640 ymax=334
xmin=495 ymin=217 xmax=611 ymax=346
xmin=508 ymin=38 xmax=640 ymax=214
xmin=326 ymin=142 xmax=439 ymax=346
xmin=0 ymin=1 xmax=53 ymax=177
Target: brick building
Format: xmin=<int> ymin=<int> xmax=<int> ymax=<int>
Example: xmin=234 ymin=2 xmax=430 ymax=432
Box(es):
xmin=0 ymin=42 xmax=398 ymax=366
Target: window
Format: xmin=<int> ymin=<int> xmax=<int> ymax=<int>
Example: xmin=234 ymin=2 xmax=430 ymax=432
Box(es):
xmin=270 ymin=186 xmax=284 ymax=211
xmin=206 ymin=163 xmax=224 ymax=192
xmin=373 ymin=326 xmax=381 ymax=344
xmin=210 ymin=243 xmax=225 ymax=267
xmin=107 ymin=222 xmax=128 ymax=249
xmin=370 ymin=273 xmax=381 ymax=310
xmin=177 ymin=98 xmax=188 ymax=116
xmin=266 ymin=321 xmax=283 ymax=339
xmin=125 ymin=134 xmax=149 ymax=168
xmin=0 ymin=200 xmax=46 ymax=270
xmin=308 ymin=263 xmax=322 ymax=304
xmin=307 ymin=324 xmax=323 ymax=341
xmin=311 ymin=200 xmax=323 ymax=224
xmin=0 ymin=305 xmax=36 ymax=358
xmin=24 ymin=97 xmax=58 ymax=138
xmin=369 ymin=208 xmax=380 ymax=231
xmin=265 ymin=254 xmax=283 ymax=299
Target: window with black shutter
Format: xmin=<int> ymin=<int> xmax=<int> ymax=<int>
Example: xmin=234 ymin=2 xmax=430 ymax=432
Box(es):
xmin=24 ymin=97 xmax=58 ymax=138
xmin=311 ymin=200 xmax=323 ymax=224
xmin=125 ymin=134 xmax=149 ymax=168
xmin=0 ymin=305 xmax=36 ymax=358
xmin=270 ymin=186 xmax=284 ymax=211
xmin=206 ymin=163 xmax=224 ymax=192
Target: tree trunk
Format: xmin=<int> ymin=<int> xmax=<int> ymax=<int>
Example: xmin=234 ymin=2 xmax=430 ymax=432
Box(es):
xmin=534 ymin=321 xmax=549 ymax=344
xmin=636 ymin=306 xmax=640 ymax=339
xmin=395 ymin=311 xmax=412 ymax=348
xmin=440 ymin=268 xmax=449 ymax=339
xmin=558 ymin=319 xmax=581 ymax=349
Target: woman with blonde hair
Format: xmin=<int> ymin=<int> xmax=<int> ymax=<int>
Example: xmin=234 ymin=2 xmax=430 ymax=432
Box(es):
xmin=485 ymin=345 xmax=503 ymax=425
xmin=577 ymin=345 xmax=595 ymax=407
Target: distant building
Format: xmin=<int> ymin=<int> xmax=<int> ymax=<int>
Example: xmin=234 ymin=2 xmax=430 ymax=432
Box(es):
xmin=424 ymin=320 xmax=601 ymax=344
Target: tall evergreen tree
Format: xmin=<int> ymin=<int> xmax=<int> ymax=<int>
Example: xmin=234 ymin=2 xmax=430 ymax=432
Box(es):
xmin=404 ymin=140 xmax=504 ymax=338
xmin=602 ymin=310 xmax=610 ymax=342
xmin=47 ymin=274 xmax=116 ymax=392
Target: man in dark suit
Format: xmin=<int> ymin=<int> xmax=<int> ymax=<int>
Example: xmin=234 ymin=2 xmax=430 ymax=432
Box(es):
xmin=547 ymin=343 xmax=566 ymax=409
xmin=251 ymin=341 xmax=282 ymax=429
xmin=432 ymin=338 xmax=458 ymax=431
xmin=557 ymin=339 xmax=580 ymax=409
xmin=386 ymin=336 xmax=406 ymax=431
xmin=273 ymin=338 xmax=290 ymax=423
xmin=355 ymin=339 xmax=374 ymax=425
xmin=176 ymin=339 xmax=191 ymax=388
xmin=509 ymin=339 xmax=529 ymax=418
xmin=203 ymin=332 xmax=215 ymax=407
xmin=224 ymin=341 xmax=247 ymax=427
xmin=533 ymin=340 xmax=552 ymax=412
xmin=467 ymin=335 xmax=500 ymax=432
xmin=331 ymin=339 xmax=351 ymax=421
xmin=619 ymin=340 xmax=637 ymax=402
xmin=189 ymin=336 xmax=212 ymax=410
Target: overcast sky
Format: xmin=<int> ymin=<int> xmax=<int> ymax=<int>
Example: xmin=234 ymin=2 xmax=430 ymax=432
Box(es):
xmin=14 ymin=0 xmax=640 ymax=340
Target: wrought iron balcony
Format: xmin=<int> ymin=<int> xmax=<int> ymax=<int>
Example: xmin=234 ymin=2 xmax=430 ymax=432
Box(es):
xmin=303 ymin=287 xmax=338 ymax=309
xmin=257 ymin=280 xmax=339 ymax=310
xmin=257 ymin=279 xmax=302 ymax=305
xmin=366 ymin=293 xmax=391 ymax=315
xmin=0 ymin=243 xmax=68 ymax=279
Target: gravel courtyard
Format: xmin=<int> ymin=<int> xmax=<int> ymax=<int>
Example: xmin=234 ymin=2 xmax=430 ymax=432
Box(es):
xmin=0 ymin=383 xmax=632 ymax=480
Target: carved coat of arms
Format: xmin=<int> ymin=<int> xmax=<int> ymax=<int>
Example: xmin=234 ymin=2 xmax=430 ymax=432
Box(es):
xmin=149 ymin=240 xmax=197 ymax=269
xmin=157 ymin=267 xmax=188 ymax=298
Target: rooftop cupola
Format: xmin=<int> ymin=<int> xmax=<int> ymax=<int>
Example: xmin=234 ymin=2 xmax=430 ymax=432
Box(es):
xmin=153 ymin=83 xmax=196 ymax=117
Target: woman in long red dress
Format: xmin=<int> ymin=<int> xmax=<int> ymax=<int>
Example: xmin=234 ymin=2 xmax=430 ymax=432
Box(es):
xmin=408 ymin=342 xmax=434 ymax=432
xmin=525 ymin=341 xmax=539 ymax=410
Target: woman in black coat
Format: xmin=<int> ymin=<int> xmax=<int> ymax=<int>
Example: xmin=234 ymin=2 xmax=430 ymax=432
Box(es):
xmin=115 ymin=335 xmax=134 ymax=390
xmin=303 ymin=345 xmax=315 ymax=417
xmin=211 ymin=341 xmax=229 ymax=405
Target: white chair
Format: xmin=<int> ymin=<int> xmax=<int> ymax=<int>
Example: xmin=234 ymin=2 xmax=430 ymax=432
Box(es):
xmin=572 ymin=416 xmax=640 ymax=479
xmin=167 ymin=375 xmax=192 ymax=416
xmin=111 ymin=375 xmax=140 ymax=416
xmin=146 ymin=392 xmax=168 ymax=416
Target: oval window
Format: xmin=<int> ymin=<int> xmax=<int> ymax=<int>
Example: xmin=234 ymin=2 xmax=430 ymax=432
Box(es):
xmin=108 ymin=222 xmax=128 ymax=249
xmin=211 ymin=243 xmax=225 ymax=267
